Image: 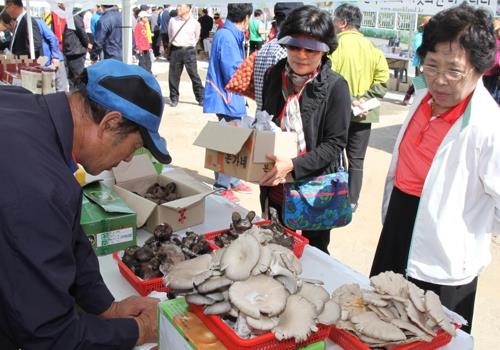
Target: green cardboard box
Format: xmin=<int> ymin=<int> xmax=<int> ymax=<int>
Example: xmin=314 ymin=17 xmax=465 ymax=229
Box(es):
xmin=80 ymin=181 xmax=137 ymax=256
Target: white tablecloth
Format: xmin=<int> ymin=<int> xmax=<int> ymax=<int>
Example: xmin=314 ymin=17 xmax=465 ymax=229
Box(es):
xmin=98 ymin=194 xmax=474 ymax=350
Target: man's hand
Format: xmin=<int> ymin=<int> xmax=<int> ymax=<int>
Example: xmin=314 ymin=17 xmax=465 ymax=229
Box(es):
xmin=100 ymin=296 xmax=159 ymax=319
xmin=134 ymin=303 xmax=158 ymax=345
xmin=51 ymin=58 xmax=60 ymax=68
xmin=259 ymin=154 xmax=293 ymax=186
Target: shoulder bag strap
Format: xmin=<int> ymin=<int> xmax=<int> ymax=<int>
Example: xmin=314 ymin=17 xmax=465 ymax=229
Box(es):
xmin=169 ymin=17 xmax=190 ymax=45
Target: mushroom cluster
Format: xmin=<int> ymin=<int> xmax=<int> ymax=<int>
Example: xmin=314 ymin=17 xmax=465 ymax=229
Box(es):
xmin=143 ymin=182 xmax=179 ymax=204
xmin=121 ymin=223 xmax=211 ymax=280
xmin=214 ymin=209 xmax=294 ymax=250
xmin=325 ymin=271 xmax=457 ymax=347
xmin=165 ymin=231 xmax=335 ymax=342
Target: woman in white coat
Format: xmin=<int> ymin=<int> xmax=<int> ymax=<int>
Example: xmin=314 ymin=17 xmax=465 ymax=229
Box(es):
xmin=370 ymin=3 xmax=500 ymax=334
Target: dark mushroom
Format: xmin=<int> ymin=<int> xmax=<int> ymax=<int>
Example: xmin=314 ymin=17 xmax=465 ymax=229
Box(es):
xmin=134 ymin=246 xmax=154 ymax=262
xmin=153 ymin=223 xmax=173 ymax=242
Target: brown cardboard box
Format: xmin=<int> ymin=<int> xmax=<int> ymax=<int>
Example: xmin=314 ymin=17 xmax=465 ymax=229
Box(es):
xmin=112 ymin=155 xmax=213 ymax=232
xmin=193 ymin=121 xmax=297 ymax=182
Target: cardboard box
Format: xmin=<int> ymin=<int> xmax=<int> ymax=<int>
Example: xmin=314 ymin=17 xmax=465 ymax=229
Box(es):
xmin=112 ymin=155 xmax=212 ymax=232
xmin=80 ymin=182 xmax=137 ymax=256
xmin=193 ymin=121 xmax=298 ymax=182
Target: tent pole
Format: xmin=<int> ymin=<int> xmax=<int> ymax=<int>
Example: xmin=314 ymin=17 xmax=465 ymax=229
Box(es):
xmin=122 ymin=0 xmax=133 ymax=64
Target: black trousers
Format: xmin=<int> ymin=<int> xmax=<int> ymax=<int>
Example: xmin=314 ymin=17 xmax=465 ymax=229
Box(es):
xmin=370 ymin=187 xmax=478 ymax=333
xmin=346 ymin=121 xmax=372 ymax=206
xmin=65 ymin=54 xmax=86 ymax=88
xmin=160 ymin=33 xmax=169 ymax=53
xmin=168 ymin=46 xmax=204 ymax=103
xmin=137 ymin=50 xmax=152 ymax=73
xmin=152 ymin=30 xmax=161 ymax=57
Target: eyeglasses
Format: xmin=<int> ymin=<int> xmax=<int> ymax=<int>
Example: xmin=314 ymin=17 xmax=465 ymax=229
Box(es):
xmin=421 ymin=65 xmax=469 ymax=82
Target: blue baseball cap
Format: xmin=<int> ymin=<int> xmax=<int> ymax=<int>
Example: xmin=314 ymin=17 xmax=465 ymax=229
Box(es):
xmin=85 ymin=59 xmax=171 ymax=164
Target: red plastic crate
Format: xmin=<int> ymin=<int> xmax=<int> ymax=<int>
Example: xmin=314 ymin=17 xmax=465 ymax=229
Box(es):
xmin=203 ymin=220 xmax=309 ymax=258
xmin=190 ymin=304 xmax=331 ymax=350
xmin=112 ymin=252 xmax=169 ymax=296
xmin=329 ymin=325 xmax=455 ymax=350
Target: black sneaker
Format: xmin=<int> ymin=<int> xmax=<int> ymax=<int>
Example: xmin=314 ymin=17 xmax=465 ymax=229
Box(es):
xmin=198 ymin=100 xmax=204 ymax=106
xmin=170 ymin=100 xmax=178 ymax=107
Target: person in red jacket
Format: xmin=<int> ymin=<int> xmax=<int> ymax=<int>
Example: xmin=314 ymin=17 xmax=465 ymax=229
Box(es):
xmin=134 ymin=11 xmax=152 ymax=72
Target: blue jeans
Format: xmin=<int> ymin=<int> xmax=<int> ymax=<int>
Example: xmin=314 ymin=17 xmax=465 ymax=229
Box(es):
xmin=214 ymin=172 xmax=241 ymax=190
xmin=214 ymin=114 xmax=242 ymax=190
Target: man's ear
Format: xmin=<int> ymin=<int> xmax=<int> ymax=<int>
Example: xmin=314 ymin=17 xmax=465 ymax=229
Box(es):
xmin=97 ymin=111 xmax=123 ymax=138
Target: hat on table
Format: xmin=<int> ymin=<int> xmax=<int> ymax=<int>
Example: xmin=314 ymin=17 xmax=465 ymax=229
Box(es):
xmin=85 ymin=59 xmax=172 ymax=164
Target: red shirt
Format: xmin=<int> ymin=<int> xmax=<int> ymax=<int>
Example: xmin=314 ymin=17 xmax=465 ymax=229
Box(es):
xmin=395 ymin=93 xmax=471 ymax=196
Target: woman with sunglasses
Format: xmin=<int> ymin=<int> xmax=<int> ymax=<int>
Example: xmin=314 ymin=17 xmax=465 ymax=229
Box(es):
xmin=370 ymin=3 xmax=500 ymax=333
xmin=259 ymin=5 xmax=351 ymax=254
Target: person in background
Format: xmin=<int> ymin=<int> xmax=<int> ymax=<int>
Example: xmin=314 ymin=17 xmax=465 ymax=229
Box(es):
xmin=150 ymin=6 xmax=161 ymax=58
xmin=370 ymin=3 xmax=499 ymax=334
xmin=248 ymin=9 xmax=265 ymax=54
xmin=4 ymin=0 xmax=42 ymax=58
xmin=35 ymin=17 xmax=68 ymax=91
xmin=329 ymin=4 xmax=389 ymax=213
xmin=203 ymin=3 xmax=254 ymax=204
xmin=403 ymin=16 xmax=431 ymax=105
xmin=90 ymin=5 xmax=102 ymax=38
xmin=198 ymin=8 xmax=213 ymax=53
xmin=59 ymin=4 xmax=89 ymax=87
xmin=259 ymin=5 xmax=351 ymax=254
xmin=91 ymin=5 xmax=122 ymax=62
xmin=482 ymin=18 xmax=500 ymax=103
xmin=83 ymin=8 xmax=93 ymax=47
xmin=253 ymin=2 xmax=303 ymax=111
xmin=134 ymin=11 xmax=153 ymax=73
xmin=159 ymin=4 xmax=171 ymax=56
xmin=167 ymin=4 xmax=204 ymax=107
xmin=213 ymin=13 xmax=224 ymax=31
xmin=0 ymin=59 xmax=171 ymax=349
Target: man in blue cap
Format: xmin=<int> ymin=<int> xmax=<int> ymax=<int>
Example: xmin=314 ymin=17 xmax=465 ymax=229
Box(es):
xmin=0 ymin=59 xmax=170 ymax=349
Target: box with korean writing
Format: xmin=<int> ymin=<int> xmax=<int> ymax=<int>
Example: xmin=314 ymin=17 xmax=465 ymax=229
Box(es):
xmin=193 ymin=121 xmax=297 ymax=182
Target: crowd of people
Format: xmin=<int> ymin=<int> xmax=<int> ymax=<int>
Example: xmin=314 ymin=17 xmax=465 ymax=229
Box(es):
xmin=0 ymin=1 xmax=499 ymax=348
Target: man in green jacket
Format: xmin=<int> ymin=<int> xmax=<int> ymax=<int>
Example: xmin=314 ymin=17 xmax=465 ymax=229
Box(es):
xmin=329 ymin=3 xmax=389 ymax=212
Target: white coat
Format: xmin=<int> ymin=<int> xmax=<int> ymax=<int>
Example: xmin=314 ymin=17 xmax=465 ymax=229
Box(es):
xmin=382 ymin=76 xmax=500 ymax=286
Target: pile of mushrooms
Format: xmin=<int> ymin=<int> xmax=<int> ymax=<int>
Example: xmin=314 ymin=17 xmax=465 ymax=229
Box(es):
xmin=164 ymin=230 xmax=335 ymax=342
xmin=213 ymin=209 xmax=294 ymax=250
xmin=326 ymin=271 xmax=457 ymax=347
xmin=121 ymin=223 xmax=211 ymax=280
xmin=143 ymin=182 xmax=179 ymax=204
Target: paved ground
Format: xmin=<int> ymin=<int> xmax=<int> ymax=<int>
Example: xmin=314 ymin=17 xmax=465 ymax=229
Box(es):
xmin=152 ymin=57 xmax=498 ymax=349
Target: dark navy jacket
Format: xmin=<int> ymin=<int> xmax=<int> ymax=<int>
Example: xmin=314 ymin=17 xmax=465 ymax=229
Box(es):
xmin=0 ymin=86 xmax=137 ymax=349
xmin=91 ymin=8 xmax=122 ymax=61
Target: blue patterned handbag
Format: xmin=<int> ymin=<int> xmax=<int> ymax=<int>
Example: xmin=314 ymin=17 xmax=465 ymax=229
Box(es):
xmin=282 ymin=158 xmax=352 ymax=231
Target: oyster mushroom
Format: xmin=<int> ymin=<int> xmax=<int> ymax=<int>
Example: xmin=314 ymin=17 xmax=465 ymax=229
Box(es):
xmin=362 ymin=291 xmax=389 ymax=307
xmin=228 ymin=275 xmax=288 ymax=319
xmin=317 ymin=298 xmax=341 ymax=325
xmin=186 ymin=294 xmax=217 ymax=305
xmin=246 ymin=315 xmax=279 ymax=331
xmin=351 ymin=311 xmax=407 ymax=342
xmin=251 ymin=245 xmax=272 ymax=275
xmin=196 ymin=276 xmax=233 ymax=294
xmin=390 ymin=319 xmax=434 ymax=342
xmin=204 ymin=301 xmax=232 ymax=315
xmin=153 ymin=223 xmax=173 ymax=242
xmin=273 ymin=295 xmax=318 ymax=342
xmin=370 ymin=271 xmax=408 ymax=297
xmin=221 ymin=234 xmax=261 ymax=281
xmin=204 ymin=292 xmax=226 ymax=302
xmin=164 ymin=253 xmax=213 ymax=290
xmin=297 ymin=282 xmax=330 ymax=315
xmin=408 ymin=282 xmax=426 ymax=312
xmin=425 ymin=290 xmax=456 ymax=336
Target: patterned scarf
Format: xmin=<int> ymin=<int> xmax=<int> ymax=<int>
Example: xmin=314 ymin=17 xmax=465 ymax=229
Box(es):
xmin=279 ymin=64 xmax=319 ymax=155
